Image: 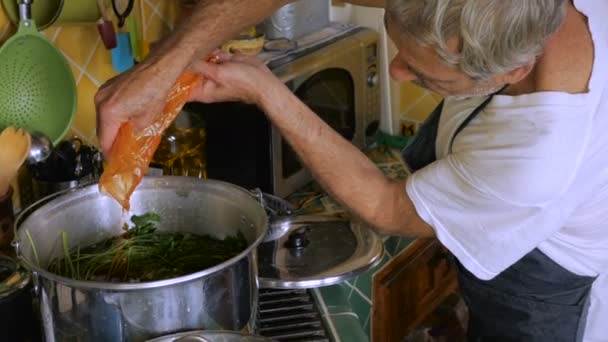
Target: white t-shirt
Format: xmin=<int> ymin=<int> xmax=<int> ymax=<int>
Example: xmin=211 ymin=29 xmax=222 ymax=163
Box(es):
xmin=405 ymin=0 xmax=608 ymax=340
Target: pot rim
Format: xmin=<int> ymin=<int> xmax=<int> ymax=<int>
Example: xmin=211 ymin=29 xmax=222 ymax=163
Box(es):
xmin=13 ymin=177 xmax=268 ymax=291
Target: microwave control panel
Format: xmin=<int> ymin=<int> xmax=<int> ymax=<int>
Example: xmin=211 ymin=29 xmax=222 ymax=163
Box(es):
xmin=365 ymin=43 xmax=381 ymax=146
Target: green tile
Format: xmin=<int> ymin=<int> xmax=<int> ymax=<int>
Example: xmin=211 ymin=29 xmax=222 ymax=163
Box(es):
xmin=353 ymin=272 xmax=373 ymax=300
xmin=317 ymin=283 xmax=352 ymax=314
xmin=384 ymin=235 xmax=402 ymax=255
xmin=348 ymin=288 xmax=371 ymax=328
xmin=363 ymin=311 xmax=372 ymax=339
xmin=318 ymin=284 xmax=344 ymax=301
xmin=331 ymin=315 xmax=370 ymax=342
xmin=370 ymin=253 xmax=392 ymax=276
xmin=394 ymin=236 xmax=415 ymax=254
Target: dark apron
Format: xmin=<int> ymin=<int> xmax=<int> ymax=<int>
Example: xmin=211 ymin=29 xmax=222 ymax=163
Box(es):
xmin=401 ymin=91 xmax=596 ymax=342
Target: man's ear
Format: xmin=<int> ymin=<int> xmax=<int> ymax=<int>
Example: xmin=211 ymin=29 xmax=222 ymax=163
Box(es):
xmin=499 ymin=62 xmax=535 ymax=84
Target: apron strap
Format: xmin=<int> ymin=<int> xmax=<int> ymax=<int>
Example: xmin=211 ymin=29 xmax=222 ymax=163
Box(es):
xmin=401 ymin=85 xmax=508 ymax=172
xmin=401 ymin=100 xmax=444 ymax=172
xmin=448 ymin=85 xmax=509 ymax=154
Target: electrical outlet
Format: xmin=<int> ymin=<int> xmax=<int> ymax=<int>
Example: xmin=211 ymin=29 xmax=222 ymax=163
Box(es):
xmin=399 ymin=120 xmax=418 ymax=137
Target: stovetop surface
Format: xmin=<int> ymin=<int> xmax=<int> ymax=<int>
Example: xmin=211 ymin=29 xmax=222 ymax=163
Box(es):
xmin=258 ymin=288 xmax=330 ymax=342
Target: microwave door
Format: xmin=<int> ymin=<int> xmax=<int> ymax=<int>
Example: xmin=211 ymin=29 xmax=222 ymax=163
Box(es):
xmin=272 ymin=68 xmax=356 ymax=197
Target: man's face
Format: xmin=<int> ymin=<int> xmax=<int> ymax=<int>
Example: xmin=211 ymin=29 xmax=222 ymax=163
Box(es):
xmin=385 ymin=15 xmax=505 ymax=98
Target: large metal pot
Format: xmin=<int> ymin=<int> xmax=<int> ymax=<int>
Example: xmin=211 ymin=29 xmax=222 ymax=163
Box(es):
xmin=146 ymin=330 xmax=276 ymax=342
xmin=14 ymin=177 xmax=268 ymax=342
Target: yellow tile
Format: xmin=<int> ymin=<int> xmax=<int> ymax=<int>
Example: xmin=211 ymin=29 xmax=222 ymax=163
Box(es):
xmin=68 ymin=60 xmax=81 ymax=83
xmin=0 ymin=5 xmax=7 ymax=25
xmin=54 ymin=25 xmax=99 ymax=67
xmin=142 ymin=1 xmax=154 ymax=27
xmin=403 ymin=94 xmax=441 ymax=122
xmin=0 ymin=5 xmax=16 ymax=45
xmin=156 ymin=1 xmax=177 ymax=29
xmin=41 ymin=26 xmax=60 ymax=41
xmin=430 ymin=92 xmax=443 ymax=102
xmin=399 ymin=82 xmax=427 ymax=112
xmin=87 ymin=42 xmax=118 ymax=84
xmin=145 ymin=12 xmax=170 ymax=43
xmin=149 ymin=0 xmax=163 ymax=9
xmin=72 ymin=75 xmax=99 ymax=138
xmin=0 ymin=22 xmax=15 ymax=44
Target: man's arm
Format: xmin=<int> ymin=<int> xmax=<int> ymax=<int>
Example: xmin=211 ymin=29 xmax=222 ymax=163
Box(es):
xmin=260 ymin=80 xmax=433 ymax=237
xmin=190 ymin=52 xmax=431 ymax=237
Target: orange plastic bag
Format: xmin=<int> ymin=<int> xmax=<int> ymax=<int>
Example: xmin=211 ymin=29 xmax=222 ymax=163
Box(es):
xmin=99 ymin=72 xmax=203 ymax=210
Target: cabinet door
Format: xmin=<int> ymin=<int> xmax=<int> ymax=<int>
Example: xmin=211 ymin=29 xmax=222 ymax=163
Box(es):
xmin=372 ymin=238 xmax=458 ymax=342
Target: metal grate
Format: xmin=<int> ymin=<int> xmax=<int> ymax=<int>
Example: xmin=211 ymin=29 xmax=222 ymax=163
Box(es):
xmin=258 ymin=289 xmax=331 ymax=342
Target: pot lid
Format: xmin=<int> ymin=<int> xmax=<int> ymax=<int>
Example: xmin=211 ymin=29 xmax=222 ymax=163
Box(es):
xmin=258 ymin=215 xmax=384 ymax=289
xmin=0 ymin=255 xmax=31 ymax=299
xmin=145 ymin=330 xmax=276 ymax=342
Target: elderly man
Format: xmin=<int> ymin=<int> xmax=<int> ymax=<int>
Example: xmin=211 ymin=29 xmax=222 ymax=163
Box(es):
xmin=96 ymin=1 xmax=607 ymax=340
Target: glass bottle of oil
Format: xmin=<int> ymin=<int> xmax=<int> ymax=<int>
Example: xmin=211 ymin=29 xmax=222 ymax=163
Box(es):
xmin=150 ymin=109 xmax=207 ymax=178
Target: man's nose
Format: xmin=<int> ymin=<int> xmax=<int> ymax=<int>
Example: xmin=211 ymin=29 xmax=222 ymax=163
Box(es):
xmin=389 ymin=57 xmax=416 ymax=83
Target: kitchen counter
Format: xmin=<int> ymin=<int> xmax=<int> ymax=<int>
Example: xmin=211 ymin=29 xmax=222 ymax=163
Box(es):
xmin=284 ymin=143 xmax=416 ymax=341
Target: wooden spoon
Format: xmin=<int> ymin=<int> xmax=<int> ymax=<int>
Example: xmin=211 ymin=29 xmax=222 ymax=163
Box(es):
xmin=0 ymin=127 xmax=31 ymax=197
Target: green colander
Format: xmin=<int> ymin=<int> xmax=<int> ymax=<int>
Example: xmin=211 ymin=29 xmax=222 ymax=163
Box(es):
xmin=0 ymin=0 xmax=77 ymax=146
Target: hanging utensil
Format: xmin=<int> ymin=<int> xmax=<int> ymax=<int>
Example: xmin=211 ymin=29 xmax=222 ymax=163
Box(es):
xmin=111 ymin=26 xmax=134 ymax=72
xmin=0 ymin=0 xmax=77 ymax=146
xmin=0 ymin=127 xmax=31 ymax=197
xmin=112 ymin=0 xmax=134 ymax=29
xmin=110 ymin=0 xmax=135 ymax=72
xmin=27 ymin=131 xmax=53 ymax=164
xmin=127 ymin=12 xmax=141 ymax=62
xmin=0 ymin=0 xmax=62 ymax=30
xmin=96 ymin=0 xmax=116 ymax=49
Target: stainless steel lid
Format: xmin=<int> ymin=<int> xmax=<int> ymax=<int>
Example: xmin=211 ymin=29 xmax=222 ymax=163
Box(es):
xmin=258 ymin=215 xmax=384 ymax=289
xmin=146 ymin=330 xmax=276 ymax=342
xmin=0 ymin=255 xmax=30 ymax=299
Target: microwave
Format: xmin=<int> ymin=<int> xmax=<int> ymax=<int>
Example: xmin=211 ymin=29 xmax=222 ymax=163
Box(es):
xmin=185 ymin=26 xmax=381 ymax=197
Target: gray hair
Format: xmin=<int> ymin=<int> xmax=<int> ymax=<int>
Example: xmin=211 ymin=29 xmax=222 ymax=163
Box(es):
xmin=386 ymin=0 xmax=567 ymax=79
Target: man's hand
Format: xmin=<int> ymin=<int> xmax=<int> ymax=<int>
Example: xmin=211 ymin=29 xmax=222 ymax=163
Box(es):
xmin=95 ymin=56 xmax=179 ymax=156
xmin=189 ymin=53 xmax=279 ymax=106
xmin=187 ymin=53 xmax=432 ymax=238
xmin=94 ymin=0 xmax=290 ymax=157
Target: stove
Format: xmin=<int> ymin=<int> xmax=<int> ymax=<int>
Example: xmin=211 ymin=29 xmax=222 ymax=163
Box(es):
xmin=258 ymin=289 xmax=331 ymax=342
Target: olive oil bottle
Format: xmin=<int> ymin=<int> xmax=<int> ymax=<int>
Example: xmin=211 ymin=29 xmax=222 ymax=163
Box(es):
xmin=150 ymin=109 xmax=207 ymax=178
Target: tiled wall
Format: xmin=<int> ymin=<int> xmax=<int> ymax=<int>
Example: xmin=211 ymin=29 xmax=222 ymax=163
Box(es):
xmin=393 ymin=80 xmax=442 ymax=139
xmin=1 ymin=0 xmax=175 ymax=208
xmin=0 ymin=0 xmax=176 ymax=147
xmin=317 ymin=235 xmax=414 ymax=341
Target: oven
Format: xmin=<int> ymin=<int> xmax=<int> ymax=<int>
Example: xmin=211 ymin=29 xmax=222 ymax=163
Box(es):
xmin=185 ymin=25 xmax=381 ymax=197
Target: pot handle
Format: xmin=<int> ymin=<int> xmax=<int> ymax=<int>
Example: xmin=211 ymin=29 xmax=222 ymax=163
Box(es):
xmin=248 ymin=188 xmax=297 ymax=216
xmin=112 ymin=0 xmax=135 ymax=28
